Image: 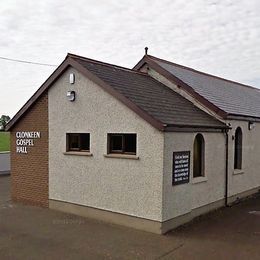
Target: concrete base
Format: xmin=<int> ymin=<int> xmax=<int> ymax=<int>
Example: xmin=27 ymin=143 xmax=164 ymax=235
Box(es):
xmin=228 ymin=186 xmax=260 ymax=205
xmin=49 ymin=199 xmax=162 ymax=234
xmin=49 ymin=187 xmax=260 ymax=235
xmin=162 ymin=199 xmax=225 ymax=233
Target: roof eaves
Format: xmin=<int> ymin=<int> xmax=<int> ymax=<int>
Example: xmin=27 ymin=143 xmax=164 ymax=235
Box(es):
xmin=165 ymin=123 xmax=229 ymax=129
xmin=135 ymin=55 xmax=228 ymax=119
xmin=165 ymin=123 xmax=230 ymax=133
xmin=6 ymin=55 xmax=166 ymax=132
xmin=226 ymin=114 xmax=260 ymax=122
xmin=6 ymin=57 xmax=70 ymax=131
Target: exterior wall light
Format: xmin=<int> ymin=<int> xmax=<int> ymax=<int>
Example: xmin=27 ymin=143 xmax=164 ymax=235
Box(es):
xmin=69 ymin=73 xmax=75 ymax=84
xmin=248 ymin=121 xmax=256 ymax=130
xmin=67 ymin=91 xmax=76 ymax=102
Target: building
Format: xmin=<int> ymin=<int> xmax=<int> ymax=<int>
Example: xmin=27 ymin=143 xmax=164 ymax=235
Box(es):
xmin=6 ymin=53 xmax=260 ymax=234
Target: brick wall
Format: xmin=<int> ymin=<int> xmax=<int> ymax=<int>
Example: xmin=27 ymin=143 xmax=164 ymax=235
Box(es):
xmin=11 ymin=93 xmax=49 ymax=207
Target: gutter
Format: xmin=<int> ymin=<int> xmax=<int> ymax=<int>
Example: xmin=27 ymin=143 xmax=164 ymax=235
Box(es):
xmin=164 ymin=123 xmax=230 ymax=133
xmin=227 ymin=114 xmax=260 ymax=123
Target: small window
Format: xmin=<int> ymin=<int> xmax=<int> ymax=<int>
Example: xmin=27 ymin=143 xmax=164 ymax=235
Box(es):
xmin=108 ymin=134 xmax=136 ymax=154
xmin=234 ymin=127 xmax=242 ymax=169
xmin=193 ymin=133 xmax=205 ymax=178
xmin=67 ymin=133 xmax=90 ymax=152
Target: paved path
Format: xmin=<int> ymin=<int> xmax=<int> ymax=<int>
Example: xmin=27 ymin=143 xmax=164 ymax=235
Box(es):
xmin=0 ymin=176 xmax=260 ymax=259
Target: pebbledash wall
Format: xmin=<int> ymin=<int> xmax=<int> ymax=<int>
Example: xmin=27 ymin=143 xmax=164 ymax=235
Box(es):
xmin=11 ymin=93 xmax=49 ymax=207
xmin=48 ymin=68 xmax=165 ymax=232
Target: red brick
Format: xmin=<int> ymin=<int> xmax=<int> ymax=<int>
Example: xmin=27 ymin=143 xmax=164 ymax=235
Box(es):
xmin=10 ymin=92 xmax=48 ymax=207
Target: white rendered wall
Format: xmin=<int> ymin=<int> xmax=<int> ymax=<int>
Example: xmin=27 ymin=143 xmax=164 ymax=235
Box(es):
xmin=48 ymin=67 xmax=164 ymax=221
xmin=227 ymin=120 xmax=260 ymax=197
xmin=162 ymin=131 xmax=226 ymax=221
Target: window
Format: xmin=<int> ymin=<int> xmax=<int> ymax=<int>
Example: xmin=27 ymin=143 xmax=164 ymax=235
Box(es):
xmin=108 ymin=134 xmax=136 ymax=154
xmin=67 ymin=133 xmax=90 ymax=152
xmin=193 ymin=134 xmax=205 ymax=178
xmin=234 ymin=127 xmax=242 ymax=169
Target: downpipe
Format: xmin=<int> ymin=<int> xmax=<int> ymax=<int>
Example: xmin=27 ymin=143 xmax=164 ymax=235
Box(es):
xmin=224 ymin=129 xmax=229 ymax=206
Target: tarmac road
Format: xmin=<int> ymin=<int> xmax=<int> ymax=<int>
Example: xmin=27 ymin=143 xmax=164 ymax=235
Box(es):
xmin=0 ymin=176 xmax=260 ymax=259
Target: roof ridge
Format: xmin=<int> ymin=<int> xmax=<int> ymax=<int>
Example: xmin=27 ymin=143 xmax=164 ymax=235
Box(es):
xmin=67 ymin=53 xmax=148 ymax=76
xmin=147 ymin=55 xmax=260 ymax=91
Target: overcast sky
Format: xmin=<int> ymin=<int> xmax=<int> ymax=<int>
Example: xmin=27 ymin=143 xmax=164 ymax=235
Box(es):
xmin=1 ymin=0 xmax=260 ymax=117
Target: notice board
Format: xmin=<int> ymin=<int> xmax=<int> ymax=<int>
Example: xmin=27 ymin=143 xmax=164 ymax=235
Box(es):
xmin=172 ymin=151 xmax=190 ymax=185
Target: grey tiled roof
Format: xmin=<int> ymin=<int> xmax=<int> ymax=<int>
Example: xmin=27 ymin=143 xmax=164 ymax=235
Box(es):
xmin=73 ymin=57 xmax=226 ymax=128
xmin=150 ymin=56 xmax=260 ymax=118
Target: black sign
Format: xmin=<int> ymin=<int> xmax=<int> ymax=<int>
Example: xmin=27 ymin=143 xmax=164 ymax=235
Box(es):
xmin=172 ymin=151 xmax=190 ymax=185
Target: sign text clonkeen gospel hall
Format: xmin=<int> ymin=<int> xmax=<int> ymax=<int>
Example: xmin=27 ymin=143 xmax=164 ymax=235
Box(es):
xmin=16 ymin=131 xmax=41 ymax=154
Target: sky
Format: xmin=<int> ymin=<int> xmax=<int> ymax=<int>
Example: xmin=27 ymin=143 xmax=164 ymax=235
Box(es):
xmin=1 ymin=0 xmax=260 ymax=117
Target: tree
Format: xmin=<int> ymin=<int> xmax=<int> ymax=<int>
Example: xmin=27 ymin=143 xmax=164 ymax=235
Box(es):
xmin=0 ymin=115 xmax=10 ymax=131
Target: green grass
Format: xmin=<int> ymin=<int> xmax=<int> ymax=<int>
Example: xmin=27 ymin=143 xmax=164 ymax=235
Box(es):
xmin=0 ymin=132 xmax=10 ymax=152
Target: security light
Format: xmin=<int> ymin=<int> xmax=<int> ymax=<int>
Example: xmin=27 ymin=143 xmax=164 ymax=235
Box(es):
xmin=248 ymin=121 xmax=256 ymax=130
xmin=67 ymin=91 xmax=76 ymax=102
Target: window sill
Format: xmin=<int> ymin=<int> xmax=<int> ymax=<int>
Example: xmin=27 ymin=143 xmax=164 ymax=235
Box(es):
xmin=233 ymin=169 xmax=244 ymax=175
xmin=192 ymin=176 xmax=208 ymax=184
xmin=63 ymin=151 xmax=93 ymax=156
xmin=104 ymin=154 xmax=139 ymax=160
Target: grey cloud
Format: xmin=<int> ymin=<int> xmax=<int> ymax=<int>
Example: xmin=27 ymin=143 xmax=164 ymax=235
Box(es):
xmin=0 ymin=0 xmax=259 ymax=116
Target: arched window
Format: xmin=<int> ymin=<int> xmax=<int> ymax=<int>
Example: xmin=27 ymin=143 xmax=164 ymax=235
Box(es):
xmin=193 ymin=134 xmax=205 ymax=178
xmin=234 ymin=127 xmax=242 ymax=169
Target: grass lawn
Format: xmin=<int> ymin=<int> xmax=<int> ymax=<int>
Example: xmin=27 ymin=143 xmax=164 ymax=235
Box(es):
xmin=0 ymin=132 xmax=10 ymax=152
